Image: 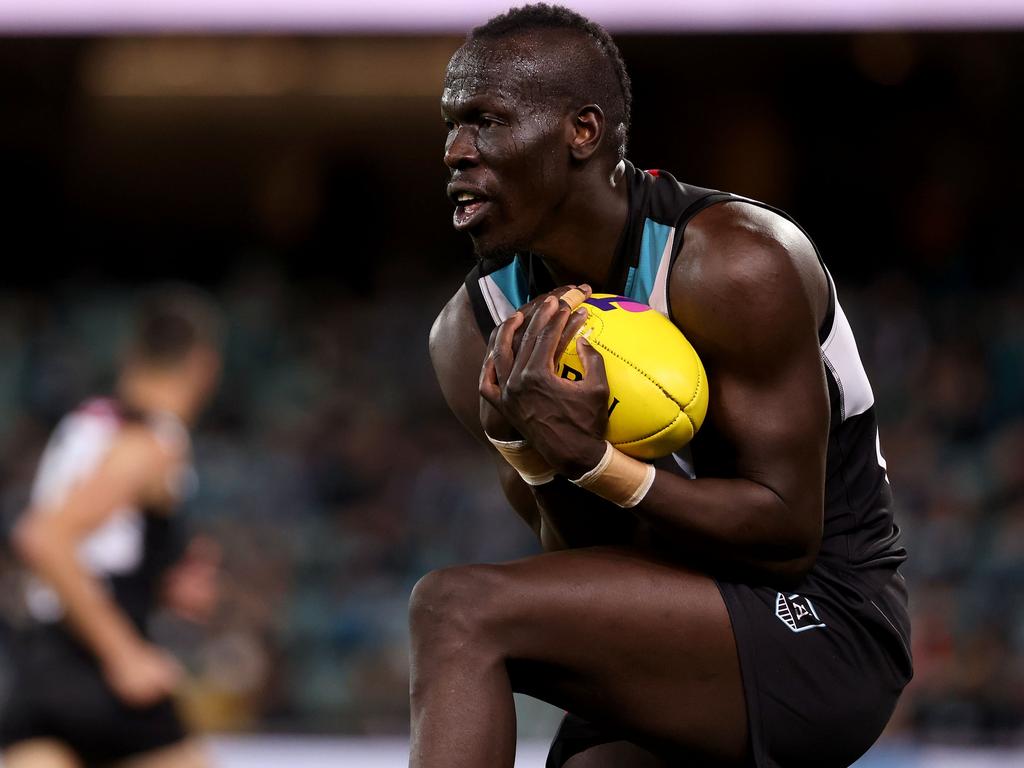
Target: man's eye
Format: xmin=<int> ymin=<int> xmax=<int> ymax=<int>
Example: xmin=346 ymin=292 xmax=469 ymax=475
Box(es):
xmin=480 ymin=116 xmax=502 ymax=128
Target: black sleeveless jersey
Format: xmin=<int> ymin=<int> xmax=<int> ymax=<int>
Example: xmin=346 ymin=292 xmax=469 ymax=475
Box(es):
xmin=463 ymin=161 xmax=906 ymax=584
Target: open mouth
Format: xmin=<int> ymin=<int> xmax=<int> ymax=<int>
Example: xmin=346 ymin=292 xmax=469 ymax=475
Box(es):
xmin=451 ymin=190 xmax=491 ymax=231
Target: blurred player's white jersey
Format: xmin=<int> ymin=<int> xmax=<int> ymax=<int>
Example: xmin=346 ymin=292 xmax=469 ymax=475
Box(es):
xmin=24 ymin=398 xmax=191 ymax=625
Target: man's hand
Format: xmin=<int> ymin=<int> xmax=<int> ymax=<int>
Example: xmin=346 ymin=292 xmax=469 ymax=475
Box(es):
xmin=102 ymin=640 xmax=182 ymax=708
xmin=480 ymin=325 xmax=520 ymax=441
xmin=480 ymin=289 xmax=608 ymax=478
xmin=478 ymin=284 xmax=592 ymax=442
xmin=161 ymin=536 xmax=221 ymax=624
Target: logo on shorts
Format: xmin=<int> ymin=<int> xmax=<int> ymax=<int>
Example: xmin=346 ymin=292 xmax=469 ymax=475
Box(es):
xmin=775 ymin=593 xmax=826 ymax=633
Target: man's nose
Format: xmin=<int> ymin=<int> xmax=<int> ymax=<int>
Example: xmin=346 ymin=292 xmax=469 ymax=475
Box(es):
xmin=444 ymin=126 xmax=479 ymax=170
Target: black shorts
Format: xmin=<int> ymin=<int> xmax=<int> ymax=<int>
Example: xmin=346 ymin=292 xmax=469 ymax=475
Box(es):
xmin=548 ymin=565 xmax=913 ymax=768
xmin=0 ymin=624 xmax=187 ymax=765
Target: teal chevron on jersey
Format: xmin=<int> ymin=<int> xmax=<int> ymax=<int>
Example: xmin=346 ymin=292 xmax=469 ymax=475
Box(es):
xmin=490 ymin=256 xmax=529 ymax=310
xmin=624 ymin=219 xmax=674 ymax=305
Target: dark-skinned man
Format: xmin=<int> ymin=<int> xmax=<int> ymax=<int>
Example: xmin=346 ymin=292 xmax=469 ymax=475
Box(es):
xmin=412 ymin=5 xmax=912 ymax=768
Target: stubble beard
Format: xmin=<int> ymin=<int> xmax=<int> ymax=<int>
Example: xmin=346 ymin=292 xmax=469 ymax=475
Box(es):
xmin=472 ymin=236 xmax=522 ymax=265
xmin=471 ymin=219 xmax=543 ymax=264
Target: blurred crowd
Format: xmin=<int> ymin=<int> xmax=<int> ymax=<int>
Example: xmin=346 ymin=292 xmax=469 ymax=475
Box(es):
xmin=0 ymin=269 xmax=538 ymax=736
xmin=0 ymin=259 xmax=1021 ymax=745
xmin=846 ymin=274 xmax=1024 ymax=744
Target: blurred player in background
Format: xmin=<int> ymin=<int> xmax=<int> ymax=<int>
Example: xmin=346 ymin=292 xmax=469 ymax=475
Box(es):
xmin=414 ymin=4 xmax=911 ymax=767
xmin=1 ymin=287 xmax=223 ymax=768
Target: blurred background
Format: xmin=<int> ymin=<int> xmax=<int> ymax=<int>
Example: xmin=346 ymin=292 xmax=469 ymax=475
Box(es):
xmin=0 ymin=1 xmax=1022 ymax=765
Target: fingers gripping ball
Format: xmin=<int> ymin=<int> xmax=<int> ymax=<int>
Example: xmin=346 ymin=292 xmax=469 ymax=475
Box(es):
xmin=558 ymin=294 xmax=708 ymax=460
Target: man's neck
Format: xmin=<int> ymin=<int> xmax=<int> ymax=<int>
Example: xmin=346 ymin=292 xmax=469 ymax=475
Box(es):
xmin=531 ymin=160 xmax=630 ymax=290
xmin=118 ymin=369 xmax=194 ymax=425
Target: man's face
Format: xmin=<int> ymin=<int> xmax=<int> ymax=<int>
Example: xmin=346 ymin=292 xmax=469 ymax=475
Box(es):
xmin=441 ymin=39 xmax=571 ymax=259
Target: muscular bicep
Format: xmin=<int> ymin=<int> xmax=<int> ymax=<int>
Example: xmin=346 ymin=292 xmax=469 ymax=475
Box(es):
xmin=703 ymin=334 xmax=828 ymax=509
xmin=429 ymin=286 xmax=541 ymax=535
xmin=673 ymin=204 xmax=830 ymax=527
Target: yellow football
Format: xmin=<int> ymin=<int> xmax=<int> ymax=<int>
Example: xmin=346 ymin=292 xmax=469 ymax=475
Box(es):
xmin=558 ymin=293 xmax=708 ymax=460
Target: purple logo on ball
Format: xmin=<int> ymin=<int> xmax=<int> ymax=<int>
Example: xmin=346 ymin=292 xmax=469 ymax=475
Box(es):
xmin=584 ymin=295 xmax=650 ymax=313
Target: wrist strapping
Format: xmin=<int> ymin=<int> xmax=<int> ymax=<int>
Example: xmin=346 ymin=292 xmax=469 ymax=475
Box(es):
xmin=570 ymin=441 xmax=656 ymax=508
xmin=486 ymin=433 xmax=556 ymax=486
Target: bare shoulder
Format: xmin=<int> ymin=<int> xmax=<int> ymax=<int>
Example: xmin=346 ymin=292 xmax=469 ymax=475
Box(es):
xmin=429 ymin=285 xmax=489 ymax=440
xmin=430 ymin=285 xmax=479 ymax=365
xmin=113 ymin=424 xmax=192 ymax=511
xmin=109 ymin=423 xmax=181 ymax=475
xmin=107 ymin=423 xmax=187 ymax=508
xmin=670 ymin=201 xmax=828 ymax=363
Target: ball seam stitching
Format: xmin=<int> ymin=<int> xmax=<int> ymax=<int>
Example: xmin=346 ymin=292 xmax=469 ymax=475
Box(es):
xmin=613 ymin=409 xmax=686 ymax=446
xmin=591 ymin=337 xmax=699 ymax=412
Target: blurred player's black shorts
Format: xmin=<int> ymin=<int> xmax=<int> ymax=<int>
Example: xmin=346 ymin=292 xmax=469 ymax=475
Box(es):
xmin=548 ymin=565 xmax=912 ymax=768
xmin=0 ymin=624 xmax=187 ymax=764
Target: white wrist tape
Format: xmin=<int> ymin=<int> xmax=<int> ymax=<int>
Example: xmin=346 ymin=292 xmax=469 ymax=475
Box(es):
xmin=571 ymin=441 xmax=656 ymax=508
xmin=486 ymin=433 xmax=556 ymax=486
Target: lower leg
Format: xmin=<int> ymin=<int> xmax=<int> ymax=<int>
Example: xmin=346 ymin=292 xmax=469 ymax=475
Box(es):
xmin=408 ymin=570 xmax=517 ymax=768
xmin=409 ymin=654 xmax=517 ymax=768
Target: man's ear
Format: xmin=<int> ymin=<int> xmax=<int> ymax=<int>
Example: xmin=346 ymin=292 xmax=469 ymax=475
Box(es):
xmin=569 ymin=105 xmax=604 ymax=161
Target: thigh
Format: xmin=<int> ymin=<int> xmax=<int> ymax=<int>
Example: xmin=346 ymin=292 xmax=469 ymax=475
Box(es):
xmin=4 ymin=628 xmax=188 ymax=765
xmin=475 ymin=547 xmax=747 ymax=764
xmin=2 ymin=739 xmax=83 ymax=768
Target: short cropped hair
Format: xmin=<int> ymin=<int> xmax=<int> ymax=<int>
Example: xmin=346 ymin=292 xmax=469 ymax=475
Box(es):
xmin=125 ymin=284 xmax=222 ymax=368
xmin=469 ymin=3 xmax=632 ymax=160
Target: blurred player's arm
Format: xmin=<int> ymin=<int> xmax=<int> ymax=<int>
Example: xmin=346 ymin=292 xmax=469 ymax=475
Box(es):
xmin=12 ymin=426 xmax=184 ymax=705
xmin=430 ymin=286 xmax=643 ymax=551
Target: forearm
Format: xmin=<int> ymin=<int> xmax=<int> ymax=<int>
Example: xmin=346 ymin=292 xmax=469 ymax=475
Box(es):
xmin=633 ymin=469 xmax=821 ymax=579
xmin=515 ymin=431 xmax=820 ymax=575
xmin=487 ymin=425 xmax=642 ymax=550
xmin=495 ymin=463 xmax=589 ymax=550
xmin=14 ymin=519 xmax=143 ymax=662
xmin=495 ymin=460 xmax=641 ymax=551
xmin=532 ymin=478 xmax=643 ymax=550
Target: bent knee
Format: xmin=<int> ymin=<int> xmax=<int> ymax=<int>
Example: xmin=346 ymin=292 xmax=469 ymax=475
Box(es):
xmin=409 ymin=564 xmax=507 ymax=650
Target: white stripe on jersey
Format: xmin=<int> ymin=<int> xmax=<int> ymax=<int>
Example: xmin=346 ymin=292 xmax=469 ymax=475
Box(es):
xmin=648 ymin=227 xmax=677 ymax=317
xmin=479 ymin=273 xmax=518 ymax=326
xmin=821 ymin=299 xmax=875 ymax=422
xmin=30 ymin=408 xmax=118 ymax=510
